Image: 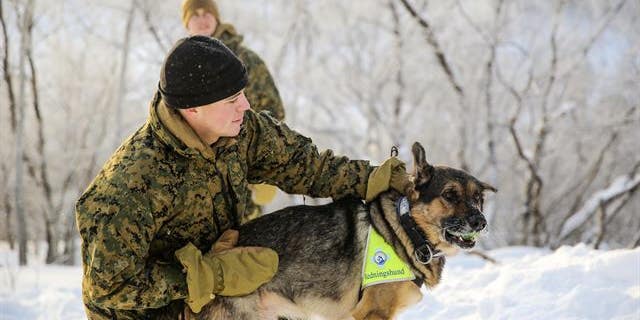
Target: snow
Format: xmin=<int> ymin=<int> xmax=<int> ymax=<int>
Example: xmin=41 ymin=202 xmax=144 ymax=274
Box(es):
xmin=1 ymin=245 xmax=639 ymax=320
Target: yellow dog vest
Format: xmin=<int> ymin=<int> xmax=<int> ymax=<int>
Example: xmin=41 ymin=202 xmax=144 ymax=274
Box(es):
xmin=362 ymin=226 xmax=415 ymax=288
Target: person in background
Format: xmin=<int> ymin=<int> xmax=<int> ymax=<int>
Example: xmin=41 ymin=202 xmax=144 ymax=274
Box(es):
xmin=76 ymin=36 xmax=412 ymax=319
xmin=182 ymin=0 xmax=285 ymax=218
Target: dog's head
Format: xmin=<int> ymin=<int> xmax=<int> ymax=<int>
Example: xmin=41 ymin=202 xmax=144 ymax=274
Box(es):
xmin=408 ymin=142 xmax=497 ymax=251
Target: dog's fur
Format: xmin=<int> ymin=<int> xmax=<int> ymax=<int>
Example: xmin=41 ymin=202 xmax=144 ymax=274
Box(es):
xmin=196 ymin=142 xmax=496 ymax=319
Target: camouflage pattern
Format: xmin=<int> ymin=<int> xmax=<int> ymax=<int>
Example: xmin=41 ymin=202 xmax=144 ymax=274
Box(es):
xmin=213 ymin=23 xmax=286 ymax=220
xmin=213 ymin=23 xmax=285 ymax=121
xmin=76 ymin=93 xmax=373 ymax=319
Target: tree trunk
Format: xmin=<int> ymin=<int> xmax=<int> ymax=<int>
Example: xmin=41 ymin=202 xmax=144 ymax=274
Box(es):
xmin=15 ymin=0 xmax=36 ymax=266
xmin=388 ymin=0 xmax=404 ymax=150
xmin=4 ymin=188 xmax=14 ymax=249
xmin=114 ymin=2 xmax=135 ymax=149
xmin=62 ymin=210 xmax=77 ymax=265
xmin=0 ymin=0 xmax=17 ymax=130
xmin=1 ymin=0 xmax=17 ymax=251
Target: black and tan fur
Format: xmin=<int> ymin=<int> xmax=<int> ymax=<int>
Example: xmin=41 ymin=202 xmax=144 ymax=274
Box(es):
xmin=196 ymin=142 xmax=497 ymax=319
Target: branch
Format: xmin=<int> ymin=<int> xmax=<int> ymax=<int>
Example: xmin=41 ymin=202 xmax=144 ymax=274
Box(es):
xmin=133 ymin=0 xmax=168 ymax=54
xmin=592 ymin=201 xmax=606 ymax=249
xmin=630 ymin=231 xmax=640 ymax=249
xmin=398 ymin=0 xmax=464 ymax=98
xmin=561 ymin=0 xmax=628 ymax=79
xmin=388 ymin=0 xmax=405 ymax=148
xmin=557 ymin=169 xmax=640 ymax=242
xmin=554 ymin=132 xmax=619 ymax=237
xmin=466 ymin=250 xmax=499 ymax=265
xmin=398 ymin=0 xmax=469 ymax=170
xmin=26 ymin=15 xmax=54 ymax=213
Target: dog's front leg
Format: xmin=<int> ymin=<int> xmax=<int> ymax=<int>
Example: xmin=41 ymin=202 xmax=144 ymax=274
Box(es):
xmin=351 ymin=281 xmax=422 ymax=320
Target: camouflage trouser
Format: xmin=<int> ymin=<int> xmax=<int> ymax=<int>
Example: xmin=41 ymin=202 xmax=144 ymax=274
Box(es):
xmin=84 ymin=300 xmax=187 ymax=320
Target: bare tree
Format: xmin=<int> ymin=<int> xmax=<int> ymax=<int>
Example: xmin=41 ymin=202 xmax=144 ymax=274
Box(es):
xmin=0 ymin=0 xmax=16 ymax=131
xmin=134 ymin=0 xmax=169 ymax=54
xmin=23 ymin=0 xmax=59 ymax=263
xmin=114 ymin=1 xmax=135 ymax=149
xmin=399 ymin=0 xmax=470 ymax=171
xmin=13 ymin=0 xmax=35 ymax=266
xmin=0 ymin=0 xmax=16 ymax=250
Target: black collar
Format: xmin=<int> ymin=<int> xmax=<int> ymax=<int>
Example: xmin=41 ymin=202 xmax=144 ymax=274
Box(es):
xmin=396 ymin=196 xmax=444 ymax=265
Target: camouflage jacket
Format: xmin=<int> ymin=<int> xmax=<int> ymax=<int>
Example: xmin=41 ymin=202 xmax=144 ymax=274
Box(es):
xmin=213 ymin=23 xmax=285 ymax=121
xmin=76 ymin=94 xmax=372 ymax=318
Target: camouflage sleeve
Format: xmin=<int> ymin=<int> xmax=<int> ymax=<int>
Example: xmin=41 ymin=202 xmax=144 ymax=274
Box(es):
xmin=244 ymin=111 xmax=373 ymax=199
xmin=237 ymin=47 xmax=285 ymax=121
xmin=76 ymin=171 xmax=187 ymax=310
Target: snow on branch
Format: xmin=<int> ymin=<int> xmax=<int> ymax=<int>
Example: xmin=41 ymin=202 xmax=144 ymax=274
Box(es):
xmin=558 ymin=173 xmax=640 ymax=241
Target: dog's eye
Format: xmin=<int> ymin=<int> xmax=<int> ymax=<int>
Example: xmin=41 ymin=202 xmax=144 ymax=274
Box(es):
xmin=442 ymin=190 xmax=460 ymax=203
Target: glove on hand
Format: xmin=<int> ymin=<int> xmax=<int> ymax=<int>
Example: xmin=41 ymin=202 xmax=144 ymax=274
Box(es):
xmin=365 ymin=157 xmax=415 ymax=202
xmin=251 ymin=183 xmax=278 ymax=206
xmin=175 ymin=238 xmax=278 ymax=313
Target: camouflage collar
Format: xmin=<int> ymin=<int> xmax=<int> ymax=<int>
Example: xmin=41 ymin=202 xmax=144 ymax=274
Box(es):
xmin=149 ymin=95 xmax=216 ymax=161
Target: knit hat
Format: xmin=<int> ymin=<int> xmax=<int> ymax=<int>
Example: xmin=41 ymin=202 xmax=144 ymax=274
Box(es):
xmin=159 ymin=36 xmax=248 ymax=109
xmin=181 ymin=0 xmax=220 ymax=28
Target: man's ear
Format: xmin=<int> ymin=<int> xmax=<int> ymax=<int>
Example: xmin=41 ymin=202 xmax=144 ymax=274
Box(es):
xmin=178 ymin=107 xmax=198 ymax=119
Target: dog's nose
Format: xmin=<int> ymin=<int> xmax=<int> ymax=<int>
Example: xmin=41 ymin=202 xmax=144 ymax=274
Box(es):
xmin=467 ymin=214 xmax=486 ymax=231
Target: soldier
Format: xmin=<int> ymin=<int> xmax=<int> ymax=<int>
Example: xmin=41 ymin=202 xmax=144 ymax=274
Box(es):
xmin=76 ymin=36 xmax=412 ymax=319
xmin=181 ymin=0 xmax=284 ymax=218
xmin=181 ymin=0 xmax=284 ymax=121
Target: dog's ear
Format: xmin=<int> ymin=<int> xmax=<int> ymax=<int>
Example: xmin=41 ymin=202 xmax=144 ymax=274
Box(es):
xmin=412 ymin=142 xmax=434 ymax=186
xmin=479 ymin=181 xmax=498 ymax=193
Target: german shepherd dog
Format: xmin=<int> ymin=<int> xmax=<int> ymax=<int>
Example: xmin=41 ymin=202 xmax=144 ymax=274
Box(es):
xmin=197 ymin=142 xmax=496 ymax=319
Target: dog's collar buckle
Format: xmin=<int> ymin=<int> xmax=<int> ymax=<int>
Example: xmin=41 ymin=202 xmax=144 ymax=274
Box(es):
xmin=396 ymin=196 xmax=443 ymax=265
xmin=414 ymin=244 xmax=443 ymax=265
xmin=396 ymin=196 xmax=411 ymax=216
xmin=414 ymin=244 xmax=434 ymax=264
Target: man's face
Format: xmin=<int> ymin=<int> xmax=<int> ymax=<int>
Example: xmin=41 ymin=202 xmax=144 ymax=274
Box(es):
xmin=187 ymin=8 xmax=218 ymax=36
xmin=183 ymin=91 xmax=251 ymax=145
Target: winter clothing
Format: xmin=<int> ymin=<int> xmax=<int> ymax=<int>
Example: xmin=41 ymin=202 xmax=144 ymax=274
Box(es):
xmin=159 ymin=36 xmax=248 ymax=108
xmin=366 ymin=157 xmax=415 ymax=202
xmin=76 ymin=94 xmax=373 ymax=319
xmin=214 ymin=23 xmax=287 ymax=219
xmin=182 ymin=0 xmax=286 ymax=214
xmin=175 ymin=243 xmax=278 ymax=313
xmin=181 ymin=0 xmax=220 ymax=28
xmin=251 ymin=183 xmax=278 ymax=206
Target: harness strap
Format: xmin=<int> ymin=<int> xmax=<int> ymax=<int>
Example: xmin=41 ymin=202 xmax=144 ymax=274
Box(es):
xmin=396 ymin=197 xmax=444 ymax=265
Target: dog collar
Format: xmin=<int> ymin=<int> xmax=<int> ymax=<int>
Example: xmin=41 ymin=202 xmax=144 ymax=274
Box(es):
xmin=396 ymin=196 xmax=444 ymax=265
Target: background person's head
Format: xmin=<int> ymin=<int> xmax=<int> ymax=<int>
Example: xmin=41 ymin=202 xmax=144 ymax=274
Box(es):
xmin=159 ymin=36 xmax=250 ymax=144
xmin=182 ymin=0 xmax=220 ymax=36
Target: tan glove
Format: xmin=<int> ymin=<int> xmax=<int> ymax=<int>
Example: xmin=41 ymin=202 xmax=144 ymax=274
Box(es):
xmin=175 ymin=239 xmax=278 ymax=313
xmin=212 ymin=229 xmax=239 ymax=253
xmin=365 ymin=157 xmax=415 ymax=202
xmin=251 ymin=183 xmax=278 ymax=206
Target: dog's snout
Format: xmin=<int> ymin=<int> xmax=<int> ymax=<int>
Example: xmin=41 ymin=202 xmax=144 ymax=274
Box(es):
xmin=467 ymin=214 xmax=486 ymax=231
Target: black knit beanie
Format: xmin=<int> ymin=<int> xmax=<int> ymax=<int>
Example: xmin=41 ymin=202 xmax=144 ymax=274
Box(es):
xmin=159 ymin=35 xmax=248 ymax=108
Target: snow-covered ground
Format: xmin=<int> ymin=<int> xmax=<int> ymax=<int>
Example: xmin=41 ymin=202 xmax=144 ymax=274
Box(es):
xmin=1 ymin=244 xmax=639 ymax=319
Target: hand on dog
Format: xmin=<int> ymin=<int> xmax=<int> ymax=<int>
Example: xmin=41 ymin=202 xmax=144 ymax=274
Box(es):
xmin=366 ymin=157 xmax=415 ymax=202
xmin=175 ymin=230 xmax=278 ymax=313
xmin=211 ymin=229 xmax=239 ymax=253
